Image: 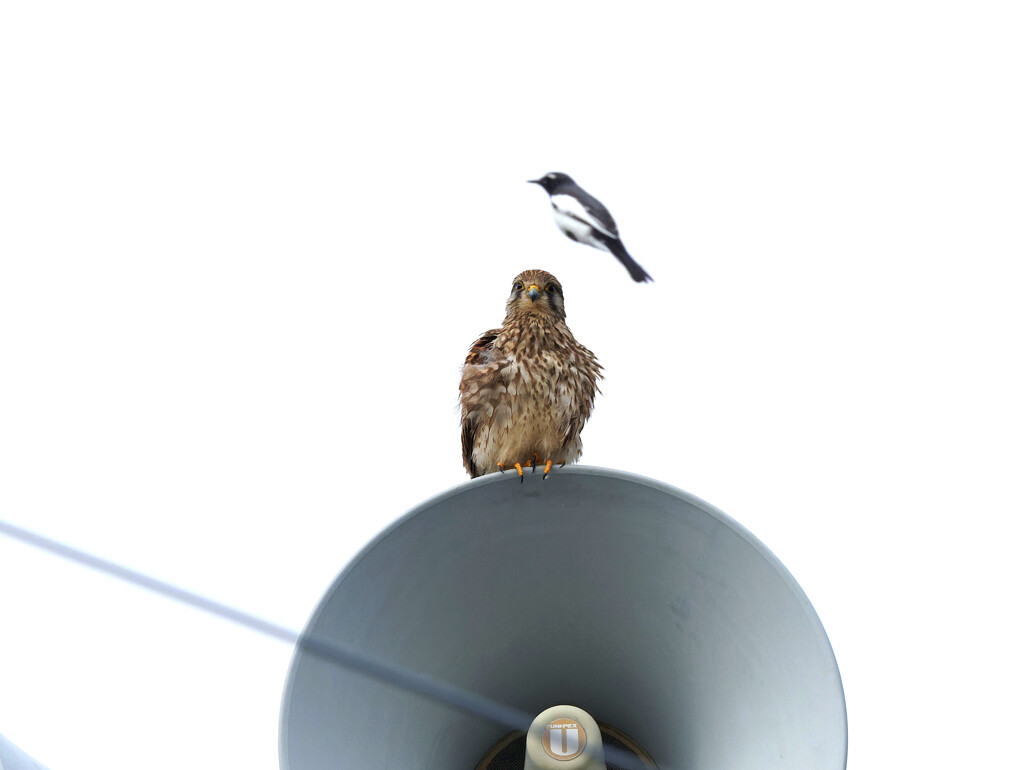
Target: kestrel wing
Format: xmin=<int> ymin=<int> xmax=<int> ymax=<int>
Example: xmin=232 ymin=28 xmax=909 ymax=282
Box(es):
xmin=560 ymin=415 xmax=582 ymax=450
xmin=464 ymin=329 xmax=500 ymax=366
xmin=461 ymin=418 xmax=479 ymax=477
xmin=461 ymin=329 xmax=500 ymax=476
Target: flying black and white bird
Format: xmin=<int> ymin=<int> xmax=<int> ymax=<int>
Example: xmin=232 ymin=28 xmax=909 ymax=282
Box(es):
xmin=528 ymin=172 xmax=653 ymax=283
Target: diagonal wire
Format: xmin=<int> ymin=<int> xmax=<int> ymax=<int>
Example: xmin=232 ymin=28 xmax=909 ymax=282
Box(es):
xmin=0 ymin=518 xmax=533 ymax=728
xmin=0 ymin=518 xmax=658 ymax=770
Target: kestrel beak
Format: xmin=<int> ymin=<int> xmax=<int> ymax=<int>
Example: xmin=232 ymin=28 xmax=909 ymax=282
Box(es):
xmin=527 ymin=284 xmax=541 ymax=301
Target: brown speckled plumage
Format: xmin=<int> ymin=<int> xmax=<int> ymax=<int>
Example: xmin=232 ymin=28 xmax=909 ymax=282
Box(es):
xmin=459 ymin=270 xmax=602 ymax=478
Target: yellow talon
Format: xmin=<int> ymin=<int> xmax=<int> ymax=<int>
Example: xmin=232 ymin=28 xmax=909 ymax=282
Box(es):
xmin=515 ymin=462 xmax=524 ymax=482
xmin=543 ymin=459 xmax=553 ymax=478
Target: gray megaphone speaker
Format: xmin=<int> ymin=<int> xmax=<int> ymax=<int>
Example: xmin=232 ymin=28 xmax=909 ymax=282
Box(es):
xmin=280 ymin=467 xmax=847 ymax=769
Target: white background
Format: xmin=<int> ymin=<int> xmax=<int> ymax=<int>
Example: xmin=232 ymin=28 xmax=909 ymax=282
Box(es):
xmin=1 ymin=2 xmax=1022 ymax=768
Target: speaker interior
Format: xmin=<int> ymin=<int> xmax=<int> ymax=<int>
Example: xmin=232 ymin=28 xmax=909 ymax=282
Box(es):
xmin=280 ymin=466 xmax=847 ymax=768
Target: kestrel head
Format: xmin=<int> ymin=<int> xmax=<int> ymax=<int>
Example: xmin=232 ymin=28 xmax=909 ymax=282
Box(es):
xmin=505 ymin=269 xmax=566 ymax=321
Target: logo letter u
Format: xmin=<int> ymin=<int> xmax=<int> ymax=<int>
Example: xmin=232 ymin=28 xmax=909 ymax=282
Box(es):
xmin=548 ymin=727 xmax=580 ymax=757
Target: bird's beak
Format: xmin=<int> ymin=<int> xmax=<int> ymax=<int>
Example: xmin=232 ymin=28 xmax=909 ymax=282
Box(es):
xmin=527 ymin=284 xmax=541 ymax=301
xmin=527 ymin=178 xmax=542 ymax=185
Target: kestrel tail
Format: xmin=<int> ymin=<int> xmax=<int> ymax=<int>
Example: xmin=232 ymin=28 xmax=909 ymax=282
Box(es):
xmin=459 ymin=269 xmax=602 ymax=481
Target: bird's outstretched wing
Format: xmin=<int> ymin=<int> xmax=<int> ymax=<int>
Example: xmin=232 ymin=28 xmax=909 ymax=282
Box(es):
xmin=550 ymin=192 xmax=619 ymax=239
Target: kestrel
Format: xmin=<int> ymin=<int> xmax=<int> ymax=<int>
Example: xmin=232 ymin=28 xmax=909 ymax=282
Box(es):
xmin=459 ymin=270 xmax=602 ymax=481
xmin=528 ymin=172 xmax=653 ymax=283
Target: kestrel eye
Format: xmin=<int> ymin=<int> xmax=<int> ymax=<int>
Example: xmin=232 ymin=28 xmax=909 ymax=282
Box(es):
xmin=513 ymin=281 xmax=524 ymax=291
xmin=546 ymin=284 xmax=556 ymax=293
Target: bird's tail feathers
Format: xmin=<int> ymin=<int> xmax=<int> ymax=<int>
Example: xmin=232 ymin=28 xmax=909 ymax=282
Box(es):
xmin=608 ymin=239 xmax=654 ymax=283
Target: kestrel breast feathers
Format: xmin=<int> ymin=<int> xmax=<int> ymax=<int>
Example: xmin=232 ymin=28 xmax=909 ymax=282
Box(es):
xmin=459 ymin=269 xmax=602 ymax=480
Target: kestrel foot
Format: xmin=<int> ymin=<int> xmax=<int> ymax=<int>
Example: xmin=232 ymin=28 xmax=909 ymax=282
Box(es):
xmin=514 ymin=462 xmax=525 ymax=483
xmin=530 ymin=453 xmax=540 ymax=473
xmin=543 ymin=459 xmax=554 ymax=479
xmin=496 ymin=463 xmax=505 ymax=474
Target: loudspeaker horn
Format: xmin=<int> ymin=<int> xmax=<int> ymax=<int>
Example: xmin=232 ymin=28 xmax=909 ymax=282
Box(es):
xmin=280 ymin=466 xmax=847 ymax=769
